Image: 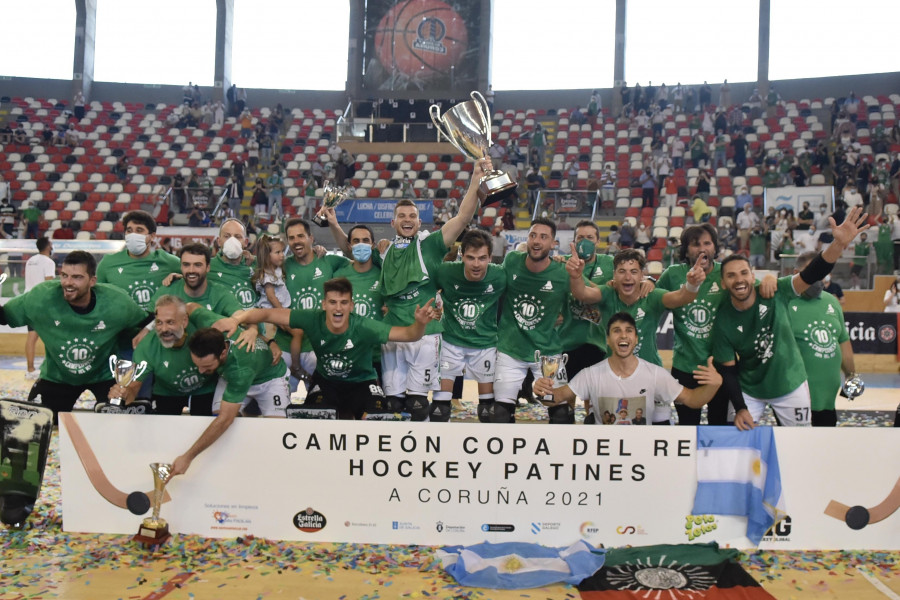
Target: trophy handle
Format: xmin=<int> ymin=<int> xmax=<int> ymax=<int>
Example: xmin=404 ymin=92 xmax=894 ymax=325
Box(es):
xmin=0 ymin=273 xmax=7 ymax=286
xmin=429 ymin=104 xmax=452 ymax=143
xmin=534 ymin=350 xmax=541 ymax=363
xmin=470 ymin=91 xmax=492 ymax=147
xmin=133 ymin=360 xmax=148 ymax=382
xmin=560 ymin=353 xmax=569 ymax=366
xmin=108 ymin=355 xmax=118 ymax=377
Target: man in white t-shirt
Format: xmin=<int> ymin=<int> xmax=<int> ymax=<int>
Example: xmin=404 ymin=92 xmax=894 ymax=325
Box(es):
xmin=23 ymin=237 xmax=57 ymax=378
xmin=534 ymin=311 xmax=722 ymax=424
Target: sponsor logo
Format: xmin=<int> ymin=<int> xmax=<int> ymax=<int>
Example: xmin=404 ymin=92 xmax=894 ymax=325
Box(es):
xmin=762 ymin=515 xmax=792 ymax=542
xmin=580 ymin=521 xmax=600 ymax=538
xmin=540 ymin=280 xmax=553 ymax=291
xmin=879 ymin=324 xmax=897 ymax=343
xmin=826 ymin=304 xmax=835 ymax=314
xmin=709 ymin=282 xmax=720 ymax=293
xmin=759 ymin=304 xmax=768 ymax=317
xmin=150 ymin=262 xmax=159 ymax=272
xmin=481 ymin=523 xmax=515 ymax=532
xmin=54 ymin=320 xmax=60 ymax=326
xmin=392 ymin=521 xmax=421 ymax=530
xmin=344 ymin=521 xmax=377 ymax=528
xmin=343 ymin=339 xmax=354 ymax=350
xmin=92 ymin=320 xmax=106 ymax=331
xmin=636 ymin=308 xmax=645 ymax=320
xmin=485 ymin=284 xmax=494 ymax=293
xmin=212 ymin=510 xmax=251 ymax=526
xmin=413 ymin=17 xmax=448 ymax=55
xmin=313 ymin=267 xmax=323 ymax=278
xmin=737 ymin=325 xmax=743 ymax=332
xmin=684 ymin=514 xmax=718 ymax=541
xmin=616 ymin=525 xmax=648 ymax=535
xmin=293 ymin=507 xmax=327 ymax=532
xmin=434 ymin=521 xmax=467 ymax=533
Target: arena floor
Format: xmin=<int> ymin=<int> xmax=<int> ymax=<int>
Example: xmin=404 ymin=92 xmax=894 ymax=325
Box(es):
xmin=1 ymin=356 xmax=899 ymax=599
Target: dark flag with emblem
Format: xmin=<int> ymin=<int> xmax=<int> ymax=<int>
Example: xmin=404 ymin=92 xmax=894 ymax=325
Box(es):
xmin=578 ymin=543 xmax=775 ymax=599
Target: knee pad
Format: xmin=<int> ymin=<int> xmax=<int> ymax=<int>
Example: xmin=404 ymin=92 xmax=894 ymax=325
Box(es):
xmin=428 ymin=400 xmax=452 ymax=422
xmin=583 ymin=412 xmax=596 ymax=425
xmin=490 ymin=402 xmax=516 ymax=424
xmin=385 ymin=395 xmax=406 ymax=413
xmin=477 ymin=401 xmax=493 ymax=423
xmin=548 ymin=404 xmax=574 ymax=424
xmin=405 ymin=395 xmax=430 ymax=421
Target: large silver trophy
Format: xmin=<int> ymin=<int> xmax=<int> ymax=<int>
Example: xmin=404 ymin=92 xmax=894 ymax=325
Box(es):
xmin=430 ymin=91 xmax=517 ymax=204
xmin=133 ymin=462 xmax=172 ymax=546
xmin=534 ymin=350 xmax=568 ymax=405
xmin=312 ymin=181 xmax=349 ymax=227
xmin=108 ymin=355 xmax=148 ymax=406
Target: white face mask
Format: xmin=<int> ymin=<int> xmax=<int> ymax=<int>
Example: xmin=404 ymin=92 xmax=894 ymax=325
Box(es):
xmin=125 ymin=233 xmax=148 ymax=256
xmin=222 ymin=236 xmax=243 ymax=260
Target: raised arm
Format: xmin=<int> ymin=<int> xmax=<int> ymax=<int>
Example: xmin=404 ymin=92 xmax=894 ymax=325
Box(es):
xmin=323 ymin=206 xmax=351 ymax=256
xmin=566 ymin=244 xmax=604 ymax=303
xmin=234 ymin=307 xmax=293 ymax=329
xmin=793 ymin=205 xmax=870 ymax=296
xmin=441 ymin=158 xmax=491 ymax=247
xmin=387 ymin=299 xmax=436 ymax=342
xmin=661 ymin=254 xmax=706 ymax=308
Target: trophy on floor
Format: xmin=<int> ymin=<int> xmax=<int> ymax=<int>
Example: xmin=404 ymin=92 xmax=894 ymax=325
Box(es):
xmin=133 ymin=462 xmax=172 ymax=546
xmin=312 ymin=181 xmax=349 ymax=227
xmin=534 ymin=350 xmax=568 ymax=405
xmin=430 ymin=91 xmax=517 ymax=204
xmin=107 ymin=356 xmax=148 ymax=406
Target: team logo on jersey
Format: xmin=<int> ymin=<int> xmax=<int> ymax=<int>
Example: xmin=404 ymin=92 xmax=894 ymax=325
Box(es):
xmin=60 ymin=337 xmax=99 ymax=375
xmin=826 ymin=304 xmax=835 ymax=314
xmin=802 ymin=320 xmax=836 ymax=357
xmin=313 ymin=267 xmax=323 ymax=278
xmin=150 ymin=262 xmax=159 ymax=272
xmin=512 ymin=274 xmax=518 ymax=280
xmin=321 ymin=353 xmax=352 ymax=377
xmin=117 ymin=267 xmax=124 ymax=274
xmin=759 ymin=304 xmax=768 ymax=317
xmin=512 ymin=293 xmax=546 ymax=330
xmin=343 ymin=339 xmax=354 ymax=350
xmin=163 ymin=361 xmax=169 ymax=368
xmin=636 ymin=308 xmax=645 ymax=320
xmin=92 ymin=321 xmax=106 ymax=331
xmin=454 ymin=299 xmax=483 ymax=329
xmin=295 ymin=286 xmax=321 ymax=311
xmin=128 ymin=280 xmax=156 ymax=309
xmin=172 ymin=365 xmax=204 ymax=393
xmin=737 ymin=325 xmax=743 ymax=332
xmin=54 ymin=320 xmax=60 ymax=326
xmin=753 ymin=327 xmax=774 ymax=364
xmin=217 ymin=272 xmax=224 ymax=277
xmin=485 ymin=284 xmax=494 ymax=294
xmin=205 ymin=304 xmax=213 ymax=310
xmin=792 ymin=306 xmax=797 ymax=311
xmin=454 ymin=284 xmax=459 ymax=290
xmin=709 ymin=282 xmax=719 ymax=293
xmin=540 ymin=281 xmax=553 ymax=291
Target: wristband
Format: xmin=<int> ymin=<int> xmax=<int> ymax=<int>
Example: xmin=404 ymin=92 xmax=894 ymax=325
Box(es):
xmin=266 ymin=338 xmax=278 ymax=346
xmin=799 ymin=252 xmax=834 ymax=285
xmin=684 ymin=281 xmax=700 ymax=293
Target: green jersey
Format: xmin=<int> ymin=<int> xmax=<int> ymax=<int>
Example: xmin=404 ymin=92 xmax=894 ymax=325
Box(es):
xmin=133 ymin=308 xmax=221 ymax=397
xmin=289 ymin=310 xmax=391 ymax=382
xmin=96 ymin=248 xmax=181 ymax=311
xmin=852 ymin=242 xmax=870 ymax=267
xmin=711 ymin=276 xmax=807 ymax=399
xmin=380 ymin=231 xmax=447 ymax=335
xmin=749 ymin=232 xmax=767 ymax=255
xmin=787 ymin=291 xmax=848 ymax=411
xmin=279 ymin=253 xmax=350 ymax=352
xmin=434 ymin=262 xmax=506 ymax=349
xmin=657 ymin=262 xmax=727 ymax=373
xmin=596 ymin=288 xmax=667 ymax=366
xmin=150 ymin=279 xmax=243 ymax=317
xmin=498 ymin=252 xmax=570 ymax=362
xmin=218 ymin=334 xmax=288 ymax=404
xmin=209 ymin=253 xmax=258 ymax=309
xmin=3 ymin=282 xmax=147 ymax=385
xmin=558 ymin=253 xmax=614 ymax=353
xmin=334 ymin=263 xmax=384 ymax=322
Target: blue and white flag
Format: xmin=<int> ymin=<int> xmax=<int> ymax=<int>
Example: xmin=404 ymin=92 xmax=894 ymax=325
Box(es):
xmin=437 ymin=540 xmax=606 ymax=589
xmin=692 ymin=426 xmax=787 ymax=545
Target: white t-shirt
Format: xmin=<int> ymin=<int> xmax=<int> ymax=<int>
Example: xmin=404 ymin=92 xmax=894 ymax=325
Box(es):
xmin=568 ymin=358 xmax=684 ymax=425
xmin=884 ymin=288 xmax=900 ymax=313
xmin=255 ymin=267 xmax=291 ymax=309
xmin=25 ymin=254 xmax=56 ymax=290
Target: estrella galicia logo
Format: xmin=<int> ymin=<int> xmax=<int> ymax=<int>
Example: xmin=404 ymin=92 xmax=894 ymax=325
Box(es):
xmin=436 ymin=521 xmax=444 ymax=532
xmin=481 ymin=523 xmax=515 ymax=532
xmin=293 ymin=507 xmax=326 ymax=532
xmin=878 ymin=324 xmax=897 ymax=343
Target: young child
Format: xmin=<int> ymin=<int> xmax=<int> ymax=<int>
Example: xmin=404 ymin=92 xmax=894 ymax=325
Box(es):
xmin=252 ymin=235 xmax=303 ymax=372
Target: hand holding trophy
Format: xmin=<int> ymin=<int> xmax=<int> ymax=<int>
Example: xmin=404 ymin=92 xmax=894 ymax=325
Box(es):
xmin=534 ymin=350 xmax=568 ymax=406
xmin=312 ymin=181 xmax=349 ymax=227
xmin=430 ymin=91 xmax=516 ymax=204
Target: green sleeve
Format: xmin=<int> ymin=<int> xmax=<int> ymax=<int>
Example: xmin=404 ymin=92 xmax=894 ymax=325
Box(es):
xmin=132 ymin=336 xmax=153 ymax=381
xmin=422 ymin=231 xmax=449 ymax=273
xmin=221 ymin=361 xmax=255 ymax=403
xmin=834 ymin=298 xmax=849 ymax=344
xmin=325 ymin=253 xmax=350 ymax=272
xmin=95 ymin=259 xmax=110 ymax=283
xmin=214 ymin=286 xmax=244 ymax=316
xmin=362 ymin=317 xmax=393 ymax=344
xmin=648 ymin=288 xmax=667 ymax=313
xmin=2 ymin=285 xmax=35 ymax=328
xmin=776 ymin=275 xmax=797 ymax=296
xmin=189 ymin=307 xmax=226 ymax=329
xmin=656 ymin=267 xmax=675 ymax=291
xmin=288 ymin=309 xmax=316 ymax=331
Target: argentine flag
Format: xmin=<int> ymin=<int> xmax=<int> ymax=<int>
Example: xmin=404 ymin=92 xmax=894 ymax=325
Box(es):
xmin=692 ymin=426 xmax=787 ymax=545
xmin=437 ymin=540 xmax=606 ymax=589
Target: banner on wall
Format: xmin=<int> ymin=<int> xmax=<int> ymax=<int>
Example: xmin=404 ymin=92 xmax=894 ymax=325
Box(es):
xmin=763 ymin=185 xmax=834 ymax=215
xmin=58 ymin=415 xmax=900 ymax=550
xmin=335 ymin=199 xmax=433 ymax=224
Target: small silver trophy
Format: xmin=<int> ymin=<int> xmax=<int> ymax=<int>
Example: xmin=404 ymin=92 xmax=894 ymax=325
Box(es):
xmin=312 ymin=181 xmax=349 ymax=227
xmin=133 ymin=462 xmax=172 ymax=546
xmin=841 ymin=373 xmax=865 ymax=400
xmin=534 ymin=350 xmax=568 ymax=405
xmin=430 ymin=91 xmax=517 ymax=204
xmin=108 ymin=355 xmax=148 ymax=406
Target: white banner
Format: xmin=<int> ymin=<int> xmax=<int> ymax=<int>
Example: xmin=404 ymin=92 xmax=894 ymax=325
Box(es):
xmin=58 ymin=414 xmax=900 ymax=549
xmin=763 ymin=185 xmax=835 ymax=215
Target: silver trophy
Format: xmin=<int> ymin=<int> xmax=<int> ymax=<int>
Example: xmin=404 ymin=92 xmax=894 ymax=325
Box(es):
xmin=108 ymin=355 xmax=148 ymax=406
xmin=312 ymin=181 xmax=349 ymax=227
xmin=534 ymin=350 xmax=568 ymax=405
xmin=430 ymin=91 xmax=517 ymax=204
xmin=840 ymin=373 xmax=865 ymax=400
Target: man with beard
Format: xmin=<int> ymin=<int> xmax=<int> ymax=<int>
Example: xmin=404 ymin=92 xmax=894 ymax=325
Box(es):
xmin=433 ymin=229 xmax=507 ymax=422
xmin=109 ymin=295 xmax=223 ymax=416
xmin=224 ymin=277 xmax=437 ymax=420
xmin=0 ymin=251 xmax=149 ymax=421
xmin=150 ymin=243 xmax=259 ymax=351
xmin=492 ymin=218 xmax=603 ymax=424
xmin=787 ymin=251 xmax=859 ymax=427
xmin=712 ymin=206 xmax=869 ymax=430
xmin=534 ymin=312 xmax=722 ymax=425
xmin=277 ymin=218 xmax=350 ymax=378
xmin=209 ymin=218 xmax=259 ymax=309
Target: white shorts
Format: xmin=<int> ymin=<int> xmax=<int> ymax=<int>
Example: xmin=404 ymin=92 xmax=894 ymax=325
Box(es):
xmin=440 ymin=342 xmax=496 ymax=383
xmin=212 ymin=363 xmax=291 ymax=417
xmin=381 ymin=334 xmax=441 ymax=396
xmin=282 ymin=350 xmax=317 ymax=375
xmin=728 ymin=380 xmax=811 ymax=427
xmin=493 ymin=351 xmax=568 ymax=404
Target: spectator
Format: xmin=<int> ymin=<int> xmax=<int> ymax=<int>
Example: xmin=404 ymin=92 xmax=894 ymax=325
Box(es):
xmin=662 ymin=173 xmax=678 ymax=208
xmin=267 ymin=168 xmax=283 ymax=217
xmin=64 ymin=123 xmax=79 ymax=148
xmin=843 ymin=91 xmax=860 ymax=123
xmin=570 ymin=106 xmax=586 ymax=125
xmin=400 ymin=175 xmax=416 ymax=199
xmin=311 ymin=158 xmax=325 ymax=188
xmin=699 ymin=81 xmax=712 ymax=111
xmin=849 ymin=232 xmax=872 ymax=289
xmin=731 ymin=132 xmax=748 ymax=174
xmin=843 ymin=182 xmax=863 ymax=209
xmin=634 ymin=222 xmax=653 ymax=253
xmin=251 ymin=177 xmax=268 ymax=217
xmin=587 ymin=90 xmax=600 ymax=117
xmin=735 ymin=185 xmax=753 ymax=212
xmin=656 ymin=155 xmax=672 ymax=192
xmin=689 ymin=133 xmax=708 ymax=168
xmin=0 ymin=122 xmax=13 ymax=144
xmin=0 ymin=174 xmax=9 ymax=202
xmin=525 ymin=167 xmax=546 ymax=212
xmin=52 ymin=222 xmax=75 ymax=239
xmin=607 ymin=224 xmax=621 ymax=253
xmin=712 ymin=131 xmax=727 ymax=171
xmin=762 ymin=164 xmax=780 ymax=187
xmin=618 ymin=220 xmax=635 ymax=248
xmin=793 ymin=224 xmax=819 ymax=254
xmin=749 ymin=225 xmax=766 ymax=267
xmin=21 ymin=200 xmax=41 ymax=239
xmin=671 ymin=83 xmax=684 ymax=113
xmin=736 ymin=203 xmax=759 ymax=249
xmin=246 ymin=135 xmax=260 ymax=169
xmin=213 ymin=101 xmax=225 ymax=126
xmin=240 ymin=109 xmax=253 ymax=138
xmin=0 ymin=197 xmax=17 ymax=238
xmin=599 ymin=164 xmax=616 ymax=205
xmin=529 ymin=124 xmax=546 ymax=167
xmin=501 ymin=209 xmax=515 ymax=231
xmin=491 ymin=228 xmax=507 ymax=264
xmin=822 ymin=274 xmax=845 ymax=305
xmin=882 ymin=277 xmax=900 ymax=313
xmin=259 ymin=132 xmax=273 ymax=167
xmin=114 ymin=155 xmax=129 ymax=182
xmin=566 ymin=161 xmax=579 ymax=189
xmin=73 ymin=90 xmax=85 ymax=120
xmin=694 ymin=169 xmax=710 ymax=202
xmin=639 ymin=166 xmax=655 ymax=207
xmin=13 ymin=123 xmax=28 ymax=145
xmin=718 ymin=220 xmax=737 ymax=253
xmin=691 ymin=196 xmax=712 ymax=223
xmin=670 ymin=136 xmax=685 ymax=169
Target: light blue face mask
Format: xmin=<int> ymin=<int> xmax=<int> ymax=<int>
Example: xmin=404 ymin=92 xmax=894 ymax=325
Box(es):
xmin=352 ymin=243 xmax=372 ymax=263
